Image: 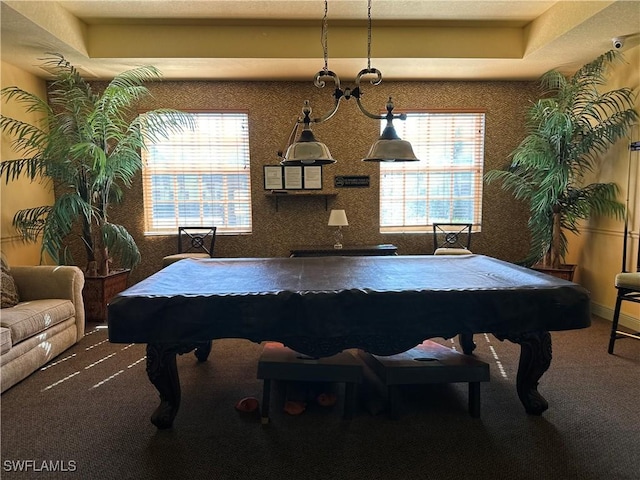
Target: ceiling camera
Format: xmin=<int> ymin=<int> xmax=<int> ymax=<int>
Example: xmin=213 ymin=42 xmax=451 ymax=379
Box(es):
xmin=612 ymin=37 xmax=625 ymax=49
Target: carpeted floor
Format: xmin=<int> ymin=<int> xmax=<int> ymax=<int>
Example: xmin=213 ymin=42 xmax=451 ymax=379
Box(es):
xmin=1 ymin=316 xmax=638 ymax=480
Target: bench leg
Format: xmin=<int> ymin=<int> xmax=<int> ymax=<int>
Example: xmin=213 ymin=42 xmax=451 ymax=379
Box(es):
xmin=194 ymin=340 xmax=212 ymax=362
xmin=388 ymin=386 xmax=401 ymax=420
xmin=468 ymin=382 xmax=481 ymax=418
xmin=459 ymin=333 xmax=477 ymax=354
xmin=261 ymin=379 xmax=271 ymax=424
xmin=343 ymin=383 xmax=356 ymax=420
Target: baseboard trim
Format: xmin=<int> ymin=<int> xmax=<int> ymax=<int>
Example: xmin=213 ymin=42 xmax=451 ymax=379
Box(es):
xmin=591 ymin=301 xmax=640 ymax=332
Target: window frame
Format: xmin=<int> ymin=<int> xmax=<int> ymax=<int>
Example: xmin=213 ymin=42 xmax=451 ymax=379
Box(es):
xmin=141 ymin=110 xmax=253 ymax=236
xmin=379 ymin=110 xmax=485 ymax=234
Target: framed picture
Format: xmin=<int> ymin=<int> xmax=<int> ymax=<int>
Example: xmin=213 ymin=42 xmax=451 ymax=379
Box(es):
xmin=303 ymin=166 xmax=322 ymax=189
xmin=283 ymin=166 xmax=303 ymax=189
xmin=263 ymin=165 xmax=283 ymax=190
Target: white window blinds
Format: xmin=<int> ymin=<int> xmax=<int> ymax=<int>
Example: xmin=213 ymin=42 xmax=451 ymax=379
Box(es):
xmin=380 ymin=112 xmax=485 ymax=233
xmin=142 ymin=112 xmax=252 ymax=235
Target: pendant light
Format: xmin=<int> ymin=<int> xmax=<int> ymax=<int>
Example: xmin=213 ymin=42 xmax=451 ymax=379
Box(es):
xmin=278 ymin=0 xmax=419 ymax=165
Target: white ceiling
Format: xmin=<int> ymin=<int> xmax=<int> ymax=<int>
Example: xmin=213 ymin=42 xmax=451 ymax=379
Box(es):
xmin=1 ymin=1 xmax=639 ymax=81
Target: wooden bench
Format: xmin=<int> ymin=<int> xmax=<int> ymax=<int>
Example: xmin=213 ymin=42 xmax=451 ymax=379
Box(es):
xmin=358 ymin=340 xmax=490 ymax=419
xmin=257 ymin=342 xmax=363 ymax=423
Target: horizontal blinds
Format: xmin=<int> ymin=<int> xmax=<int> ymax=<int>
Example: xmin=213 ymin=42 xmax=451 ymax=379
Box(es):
xmin=380 ymin=112 xmax=485 ymax=233
xmin=142 ymin=112 xmax=252 ymax=235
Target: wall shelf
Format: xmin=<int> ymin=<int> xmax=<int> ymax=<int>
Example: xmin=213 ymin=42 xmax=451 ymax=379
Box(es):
xmin=265 ymin=191 xmax=337 ymax=211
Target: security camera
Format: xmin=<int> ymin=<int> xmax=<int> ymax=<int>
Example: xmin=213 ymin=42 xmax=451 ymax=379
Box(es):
xmin=612 ymin=37 xmax=625 ymax=49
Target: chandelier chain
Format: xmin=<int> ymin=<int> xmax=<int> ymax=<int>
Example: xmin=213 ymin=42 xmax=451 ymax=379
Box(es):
xmin=322 ymin=0 xmax=329 ymax=73
xmin=367 ymin=0 xmax=372 ymax=70
xmin=322 ymin=0 xmax=373 ymax=73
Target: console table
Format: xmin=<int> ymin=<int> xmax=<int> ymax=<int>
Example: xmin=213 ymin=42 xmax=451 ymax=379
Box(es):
xmin=290 ymin=244 xmax=398 ymax=257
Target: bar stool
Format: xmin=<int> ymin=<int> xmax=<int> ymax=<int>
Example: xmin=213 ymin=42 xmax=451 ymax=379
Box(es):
xmin=608 ymin=272 xmax=640 ymax=354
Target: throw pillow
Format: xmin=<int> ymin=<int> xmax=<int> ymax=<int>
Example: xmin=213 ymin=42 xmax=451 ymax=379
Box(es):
xmin=1 ymin=256 xmax=20 ymax=308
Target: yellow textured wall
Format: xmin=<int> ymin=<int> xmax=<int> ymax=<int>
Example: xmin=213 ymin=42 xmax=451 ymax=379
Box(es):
xmin=0 ymin=62 xmax=53 ymax=266
xmin=96 ymin=79 xmax=535 ymax=284
xmin=568 ymin=45 xmax=640 ymax=328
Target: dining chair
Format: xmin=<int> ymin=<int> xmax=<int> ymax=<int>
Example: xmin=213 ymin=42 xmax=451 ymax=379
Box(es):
xmin=432 ymin=223 xmax=472 ymax=255
xmin=162 ymin=226 xmax=217 ymax=267
xmin=432 ymin=225 xmax=475 ymax=354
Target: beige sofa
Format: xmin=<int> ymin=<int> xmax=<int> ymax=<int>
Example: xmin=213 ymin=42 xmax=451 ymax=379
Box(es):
xmin=1 ymin=265 xmax=85 ymax=393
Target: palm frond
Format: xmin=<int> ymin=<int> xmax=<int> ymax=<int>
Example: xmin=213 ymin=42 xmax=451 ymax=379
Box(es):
xmin=11 ymin=206 xmax=51 ymax=242
xmin=0 ymin=155 xmax=49 ymax=183
xmin=102 ymin=222 xmax=141 ymax=269
xmin=137 ymin=110 xmax=195 ymax=144
xmin=0 ymin=114 xmax=52 ymax=158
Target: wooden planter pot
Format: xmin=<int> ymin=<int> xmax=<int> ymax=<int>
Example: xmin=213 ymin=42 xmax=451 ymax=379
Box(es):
xmin=532 ymin=264 xmax=577 ymax=282
xmin=82 ymin=269 xmax=130 ymax=323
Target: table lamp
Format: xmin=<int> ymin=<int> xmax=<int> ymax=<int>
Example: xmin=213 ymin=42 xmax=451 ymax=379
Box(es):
xmin=328 ymin=209 xmax=348 ymax=249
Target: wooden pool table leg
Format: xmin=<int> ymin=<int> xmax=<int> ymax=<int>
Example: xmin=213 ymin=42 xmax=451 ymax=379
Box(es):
xmin=498 ymin=330 xmax=552 ymax=415
xmin=146 ymin=342 xmax=198 ymax=429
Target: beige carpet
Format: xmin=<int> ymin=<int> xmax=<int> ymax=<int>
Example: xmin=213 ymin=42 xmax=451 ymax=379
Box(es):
xmin=1 ymin=316 xmax=638 ymax=480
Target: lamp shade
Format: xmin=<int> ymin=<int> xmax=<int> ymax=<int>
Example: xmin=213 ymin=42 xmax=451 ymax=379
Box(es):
xmin=281 ymin=126 xmax=336 ymax=166
xmin=328 ymin=209 xmax=349 ymax=227
xmin=362 ymin=122 xmax=420 ymax=162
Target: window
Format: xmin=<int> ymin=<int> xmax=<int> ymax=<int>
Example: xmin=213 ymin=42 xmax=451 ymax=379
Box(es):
xmin=142 ymin=112 xmax=252 ymax=235
xmin=379 ymin=112 xmax=485 ymax=233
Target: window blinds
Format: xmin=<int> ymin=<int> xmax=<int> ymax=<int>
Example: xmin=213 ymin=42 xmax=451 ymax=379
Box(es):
xmin=380 ymin=112 xmax=485 ymax=233
xmin=142 ymin=112 xmax=252 ymax=235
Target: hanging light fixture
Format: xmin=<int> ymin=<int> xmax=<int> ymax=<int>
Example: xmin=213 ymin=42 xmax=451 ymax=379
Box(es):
xmin=278 ymin=0 xmax=419 ymax=166
xmin=279 ymin=101 xmax=336 ymax=165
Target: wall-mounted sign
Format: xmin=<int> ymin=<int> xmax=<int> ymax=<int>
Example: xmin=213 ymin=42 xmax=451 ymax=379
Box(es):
xmin=334 ymin=175 xmax=370 ymax=188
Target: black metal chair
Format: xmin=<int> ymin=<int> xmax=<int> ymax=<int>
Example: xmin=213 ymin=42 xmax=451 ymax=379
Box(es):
xmin=432 ymin=223 xmax=475 ymax=354
xmin=608 ymin=273 xmax=640 ymax=354
xmin=162 ymin=226 xmax=217 ymax=267
xmin=432 ymin=223 xmax=472 ymax=254
xmin=163 ymin=227 xmax=218 ymax=361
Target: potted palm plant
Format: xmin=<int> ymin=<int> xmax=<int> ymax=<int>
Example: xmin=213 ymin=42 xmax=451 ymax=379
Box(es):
xmin=1 ymin=53 xmax=192 ymax=320
xmin=485 ymin=50 xmax=638 ymax=279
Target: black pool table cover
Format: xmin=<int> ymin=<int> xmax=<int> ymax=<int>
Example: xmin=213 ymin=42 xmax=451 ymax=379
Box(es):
xmin=108 ymin=254 xmax=591 ymax=353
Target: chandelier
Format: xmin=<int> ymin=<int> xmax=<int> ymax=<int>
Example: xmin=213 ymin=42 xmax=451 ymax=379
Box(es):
xmin=278 ymin=0 xmax=420 ymax=166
